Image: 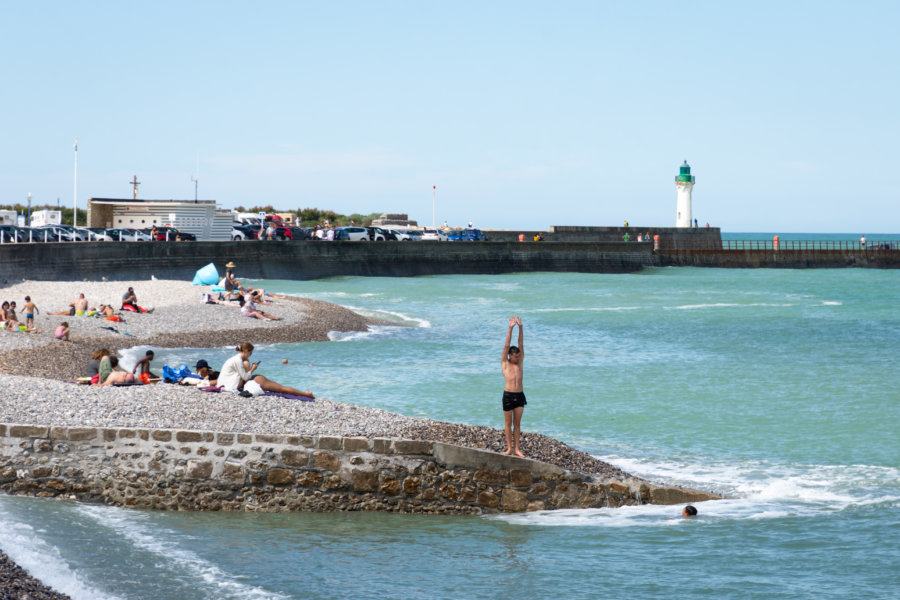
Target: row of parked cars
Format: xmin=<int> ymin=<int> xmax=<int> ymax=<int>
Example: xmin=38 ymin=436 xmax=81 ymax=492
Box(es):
xmin=0 ymin=224 xmax=196 ymax=243
xmin=232 ymin=224 xmax=489 ymax=242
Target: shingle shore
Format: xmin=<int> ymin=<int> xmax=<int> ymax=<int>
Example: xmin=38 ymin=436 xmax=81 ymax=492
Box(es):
xmin=0 ymin=279 xmax=631 ymax=598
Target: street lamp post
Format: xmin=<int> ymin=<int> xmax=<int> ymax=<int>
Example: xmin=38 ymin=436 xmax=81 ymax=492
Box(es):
xmin=73 ymin=138 xmax=78 ymax=226
xmin=432 ymin=185 xmax=436 ymax=229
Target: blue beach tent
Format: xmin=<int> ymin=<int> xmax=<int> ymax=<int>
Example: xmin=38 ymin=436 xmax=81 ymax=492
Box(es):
xmin=192 ymin=262 xmax=219 ymax=285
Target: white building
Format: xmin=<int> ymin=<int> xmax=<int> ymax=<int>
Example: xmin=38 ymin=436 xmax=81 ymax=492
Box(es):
xmin=87 ymin=198 xmax=232 ymax=241
xmin=30 ymin=210 xmax=62 ymax=227
xmin=0 ymin=210 xmax=16 ymax=225
xmin=675 ymin=160 xmax=695 ymax=228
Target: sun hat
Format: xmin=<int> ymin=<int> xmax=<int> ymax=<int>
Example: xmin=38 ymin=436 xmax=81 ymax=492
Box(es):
xmin=225 ymin=261 xmax=236 ymax=268
xmin=195 ymin=359 xmax=209 ymax=370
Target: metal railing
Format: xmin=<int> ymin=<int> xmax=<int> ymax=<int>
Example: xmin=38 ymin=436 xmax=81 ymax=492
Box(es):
xmin=0 ymin=230 xmax=183 ymax=243
xmin=660 ymin=240 xmax=899 ymax=252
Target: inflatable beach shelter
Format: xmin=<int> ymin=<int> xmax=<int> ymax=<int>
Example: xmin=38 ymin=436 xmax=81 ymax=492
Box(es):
xmin=192 ymin=262 xmax=219 ymax=285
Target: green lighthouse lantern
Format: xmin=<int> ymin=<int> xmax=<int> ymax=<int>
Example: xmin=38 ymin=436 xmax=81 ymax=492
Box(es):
xmin=676 ymin=160 xmax=695 ymax=184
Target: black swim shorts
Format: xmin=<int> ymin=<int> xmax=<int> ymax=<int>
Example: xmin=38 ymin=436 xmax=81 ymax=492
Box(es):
xmin=502 ymin=391 xmax=527 ymax=412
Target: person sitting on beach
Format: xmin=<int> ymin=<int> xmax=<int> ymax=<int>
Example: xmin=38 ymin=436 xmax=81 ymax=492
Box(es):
xmin=87 ymin=348 xmax=110 ymax=378
xmin=223 ymin=262 xmax=237 ymax=292
xmin=23 ymin=296 xmax=40 ymax=332
xmin=194 ymin=359 xmax=220 ymax=386
xmin=239 ymin=296 xmax=278 ymax=320
xmin=131 ymin=350 xmax=159 ymax=383
xmin=50 ymin=293 xmax=89 ymax=316
xmin=97 ymin=304 xmax=119 ymax=319
xmin=218 ymin=342 xmax=314 ymax=398
xmin=97 ymin=355 xmax=135 ymax=386
xmin=55 ymin=322 xmax=71 ymax=341
xmin=121 ymin=287 xmax=152 ymax=313
xmin=5 ymin=301 xmax=20 ymax=330
xmin=0 ymin=301 xmax=9 ymax=328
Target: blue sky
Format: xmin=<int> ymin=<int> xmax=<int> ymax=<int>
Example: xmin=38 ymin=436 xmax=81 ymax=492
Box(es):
xmin=1 ymin=1 xmax=897 ymax=232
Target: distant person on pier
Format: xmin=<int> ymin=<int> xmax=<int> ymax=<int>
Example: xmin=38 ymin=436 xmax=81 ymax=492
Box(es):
xmin=694 ymin=218 xmax=698 ymax=228
xmin=500 ymin=316 xmax=526 ymax=458
xmin=624 ymin=220 xmax=628 ymax=227
xmin=860 ymin=235 xmax=867 ymax=247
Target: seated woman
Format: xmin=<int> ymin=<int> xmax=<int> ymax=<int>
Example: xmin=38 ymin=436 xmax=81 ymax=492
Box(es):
xmin=5 ymin=301 xmax=20 ymax=330
xmin=218 ymin=342 xmax=314 ymax=399
xmin=238 ymin=296 xmax=278 ymax=320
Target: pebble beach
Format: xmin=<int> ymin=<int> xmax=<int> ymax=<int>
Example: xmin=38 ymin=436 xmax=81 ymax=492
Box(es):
xmin=0 ymin=278 xmax=631 ymax=598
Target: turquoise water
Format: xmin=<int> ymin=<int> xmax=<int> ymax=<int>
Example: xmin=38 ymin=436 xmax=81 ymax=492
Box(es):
xmin=2 ymin=268 xmax=898 ymax=599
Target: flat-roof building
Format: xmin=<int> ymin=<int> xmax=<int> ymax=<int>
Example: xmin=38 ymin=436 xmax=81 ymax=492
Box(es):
xmin=87 ymin=198 xmax=232 ymax=241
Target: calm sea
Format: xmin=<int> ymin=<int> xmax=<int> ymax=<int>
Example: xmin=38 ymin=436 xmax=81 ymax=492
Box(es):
xmin=1 ymin=263 xmax=897 ymax=599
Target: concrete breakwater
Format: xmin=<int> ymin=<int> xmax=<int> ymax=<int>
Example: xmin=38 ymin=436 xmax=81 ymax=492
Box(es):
xmin=0 ymin=423 xmax=716 ymax=514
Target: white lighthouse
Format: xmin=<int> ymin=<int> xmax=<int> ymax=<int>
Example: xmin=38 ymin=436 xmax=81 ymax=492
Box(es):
xmin=675 ymin=160 xmax=695 ymax=228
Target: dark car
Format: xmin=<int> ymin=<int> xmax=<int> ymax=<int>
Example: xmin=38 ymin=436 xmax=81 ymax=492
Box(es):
xmin=232 ymin=224 xmax=258 ymax=240
xmin=287 ymin=226 xmax=311 ymax=240
xmin=0 ymin=225 xmax=33 ymax=243
xmin=146 ymin=226 xmax=197 ymax=241
xmin=448 ymin=228 xmax=489 ymax=242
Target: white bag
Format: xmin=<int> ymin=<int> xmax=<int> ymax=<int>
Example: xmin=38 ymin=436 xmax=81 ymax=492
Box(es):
xmin=244 ymin=380 xmax=265 ymax=397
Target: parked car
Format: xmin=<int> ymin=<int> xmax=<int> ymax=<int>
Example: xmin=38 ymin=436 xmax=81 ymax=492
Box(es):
xmin=146 ymin=226 xmax=197 ymax=241
xmin=388 ymin=229 xmax=414 ymax=241
xmin=105 ymin=228 xmax=151 ymax=241
xmin=287 ymin=226 xmax=311 ymax=240
xmin=232 ymin=224 xmax=257 ymax=240
xmin=420 ymin=228 xmax=448 ymax=241
xmin=365 ymin=226 xmax=391 ymax=241
xmin=32 ymin=225 xmax=78 ymax=242
xmin=333 ymin=226 xmax=370 ymax=241
xmin=447 ymin=228 xmax=489 ymax=242
xmin=0 ymin=225 xmax=35 ymax=242
xmin=56 ymin=224 xmax=90 ymax=241
xmin=82 ymin=227 xmax=113 ymax=241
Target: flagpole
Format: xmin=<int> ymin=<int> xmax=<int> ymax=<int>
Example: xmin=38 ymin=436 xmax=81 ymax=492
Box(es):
xmin=73 ymin=138 xmax=78 ymax=227
xmin=432 ymin=185 xmax=436 ymax=229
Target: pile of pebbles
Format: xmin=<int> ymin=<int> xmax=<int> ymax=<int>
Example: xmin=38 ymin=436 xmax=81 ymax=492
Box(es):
xmin=0 ymin=551 xmax=71 ymax=600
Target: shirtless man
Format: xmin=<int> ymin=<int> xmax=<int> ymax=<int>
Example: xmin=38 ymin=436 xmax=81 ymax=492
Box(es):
xmin=50 ymin=293 xmax=89 ymax=316
xmin=500 ymin=315 xmax=526 ymax=457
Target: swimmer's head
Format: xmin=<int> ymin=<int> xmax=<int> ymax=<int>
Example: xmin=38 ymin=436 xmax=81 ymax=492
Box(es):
xmin=507 ymin=346 xmax=520 ymax=363
xmin=682 ymin=505 xmax=698 ymax=518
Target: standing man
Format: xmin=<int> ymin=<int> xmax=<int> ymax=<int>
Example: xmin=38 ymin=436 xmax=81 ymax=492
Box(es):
xmin=501 ymin=316 xmax=526 ymax=457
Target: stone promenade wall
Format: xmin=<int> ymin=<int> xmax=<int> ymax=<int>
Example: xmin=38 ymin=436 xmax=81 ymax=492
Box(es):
xmin=0 ymin=240 xmax=650 ymax=282
xmin=0 ymin=423 xmax=716 ymax=514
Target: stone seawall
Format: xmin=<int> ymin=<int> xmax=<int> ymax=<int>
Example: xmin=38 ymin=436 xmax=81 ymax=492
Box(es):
xmin=0 ymin=423 xmax=716 ymax=514
xmin=0 ymin=241 xmax=650 ymax=282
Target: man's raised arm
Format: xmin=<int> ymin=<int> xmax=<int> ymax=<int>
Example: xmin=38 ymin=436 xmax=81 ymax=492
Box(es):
xmin=502 ymin=316 xmax=515 ymax=360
